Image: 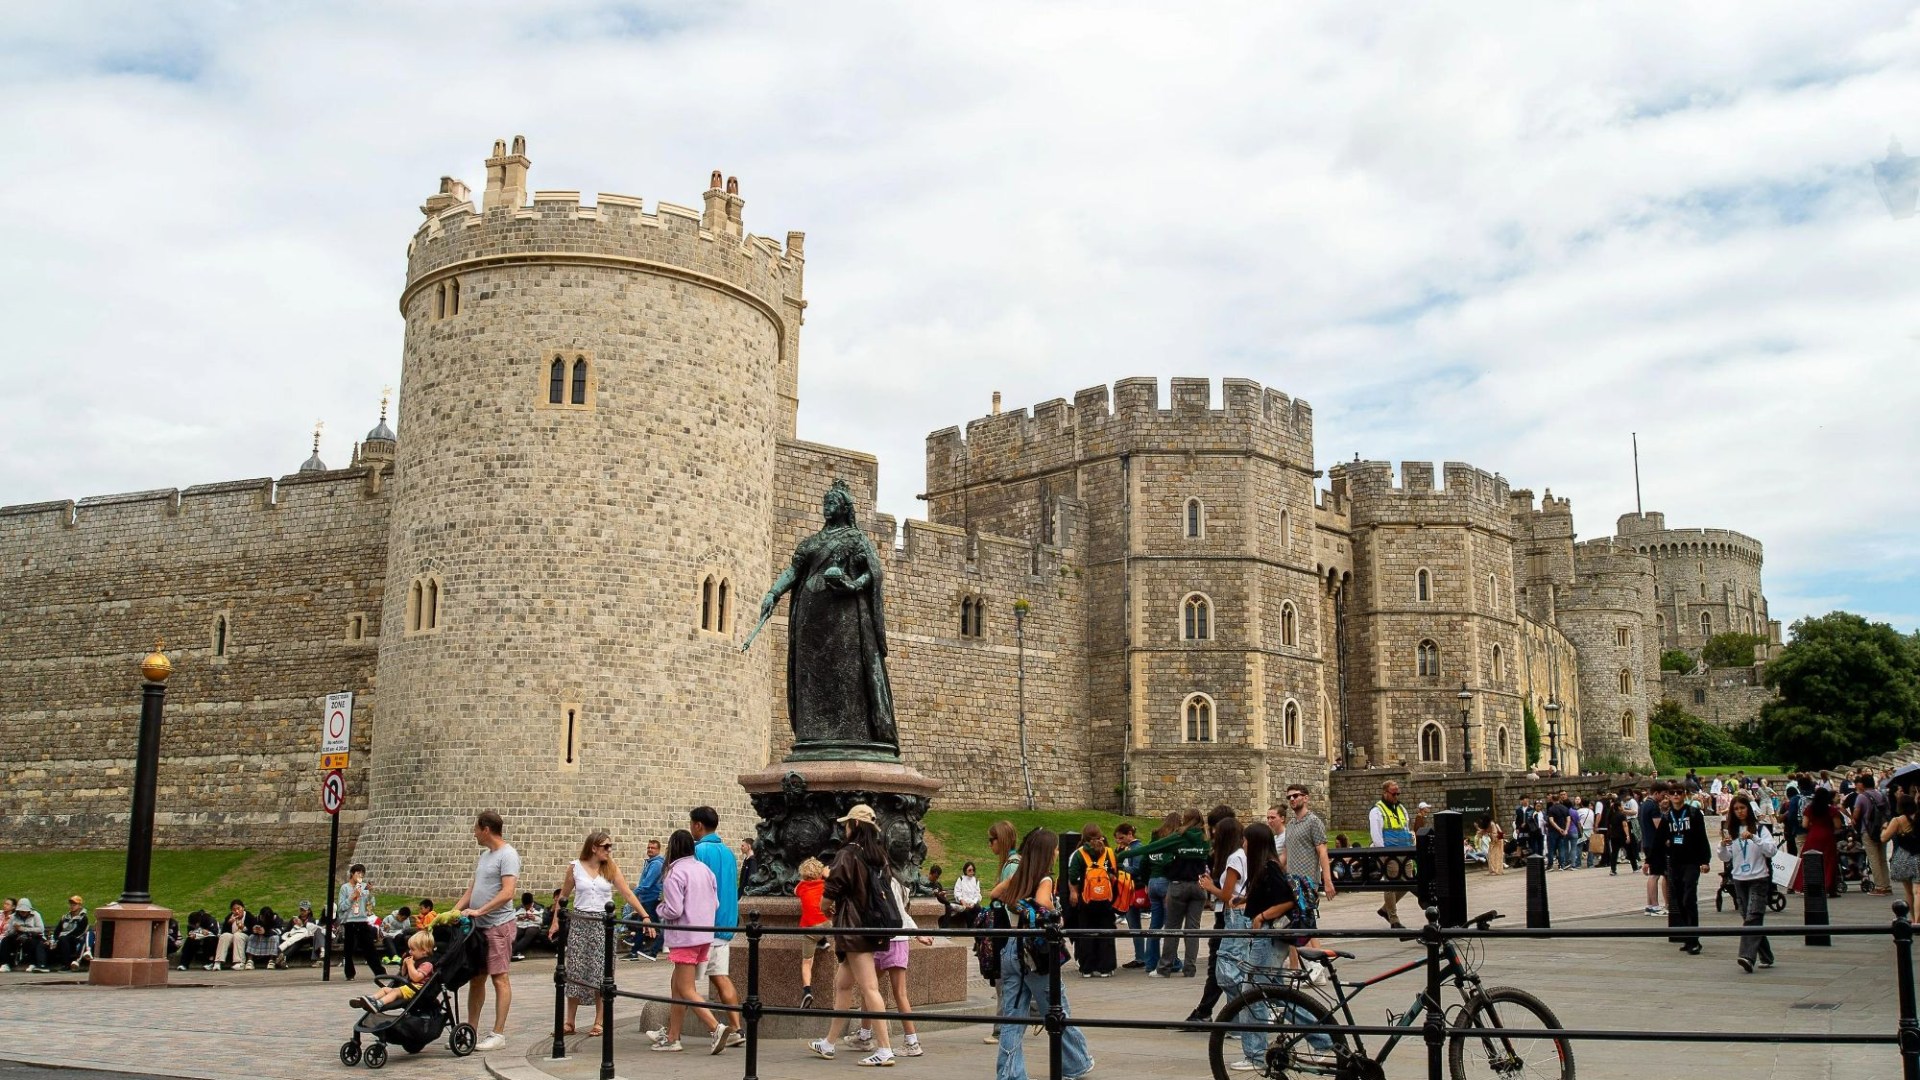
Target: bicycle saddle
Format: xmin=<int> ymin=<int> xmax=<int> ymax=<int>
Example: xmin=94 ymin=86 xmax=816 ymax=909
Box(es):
xmin=1295 ymin=947 xmax=1355 ymax=964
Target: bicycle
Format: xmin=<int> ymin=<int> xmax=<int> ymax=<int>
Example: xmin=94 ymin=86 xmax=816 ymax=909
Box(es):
xmin=1206 ymin=910 xmax=1573 ymax=1080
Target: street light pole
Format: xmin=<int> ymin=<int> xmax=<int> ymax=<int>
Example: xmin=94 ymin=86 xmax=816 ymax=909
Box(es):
xmin=1014 ymin=598 xmax=1034 ymax=810
xmin=1457 ymin=682 xmax=1475 ymax=773
xmin=1544 ymin=698 xmax=1562 ymax=775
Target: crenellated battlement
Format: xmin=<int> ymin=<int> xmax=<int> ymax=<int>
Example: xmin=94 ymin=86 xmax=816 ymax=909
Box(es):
xmin=0 ymin=467 xmax=389 ymax=541
xmin=925 ymin=377 xmax=1312 ymax=495
xmin=1614 ymin=512 xmax=1763 ymax=566
xmin=1328 ymin=459 xmax=1513 ymax=531
xmin=1507 ymin=487 xmax=1572 ymax=519
xmin=402 ymin=138 xmax=805 ymax=328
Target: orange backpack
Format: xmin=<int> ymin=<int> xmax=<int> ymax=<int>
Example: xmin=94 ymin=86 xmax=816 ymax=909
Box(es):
xmin=1080 ymin=846 xmax=1116 ymax=904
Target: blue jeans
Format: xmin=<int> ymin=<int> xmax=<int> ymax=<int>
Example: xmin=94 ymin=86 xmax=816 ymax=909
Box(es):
xmin=997 ymin=939 xmax=1092 ymax=1080
xmin=1215 ymin=911 xmax=1330 ymax=1056
xmin=1144 ymin=878 xmax=1170 ymax=972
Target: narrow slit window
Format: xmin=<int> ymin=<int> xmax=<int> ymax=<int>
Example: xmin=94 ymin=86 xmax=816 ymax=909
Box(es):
xmin=549 ymin=358 xmax=565 ymax=404
xmin=1280 ymin=602 xmax=1297 ymax=647
xmin=1416 ymin=568 xmax=1432 ymax=602
xmin=435 ymin=283 xmax=447 ymax=320
xmin=971 ymin=598 xmax=984 ymax=638
xmin=1283 ymin=701 xmax=1300 ymax=747
xmin=960 ymin=598 xmax=973 ymax=636
xmin=449 ymin=277 xmax=460 ymax=316
xmin=213 ymin=614 xmax=228 ymax=657
xmin=1185 ymin=499 xmax=1203 ymax=539
xmin=424 ymin=579 xmax=438 ymax=630
xmin=717 ymin=579 xmax=730 ymax=633
xmin=409 ymin=581 xmax=423 ymax=633
xmin=701 ymin=576 xmax=715 ymax=631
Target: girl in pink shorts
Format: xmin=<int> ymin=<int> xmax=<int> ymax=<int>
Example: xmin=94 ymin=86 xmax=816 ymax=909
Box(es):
xmin=651 ymin=830 xmax=723 ymax=1053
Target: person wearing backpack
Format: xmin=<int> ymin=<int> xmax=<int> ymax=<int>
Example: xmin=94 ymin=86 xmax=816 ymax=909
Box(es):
xmin=1854 ymin=774 xmax=1893 ymax=896
xmin=1066 ymin=824 xmax=1119 ymax=978
xmin=805 ymin=805 xmax=900 ymax=1067
xmin=989 ymin=828 xmax=1094 ymax=1080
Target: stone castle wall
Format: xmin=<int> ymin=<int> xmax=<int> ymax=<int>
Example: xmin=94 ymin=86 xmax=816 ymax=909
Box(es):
xmin=1662 ymin=667 xmax=1774 ymax=729
xmin=0 ymin=468 xmax=389 ymax=850
xmin=1615 ymin=512 xmax=1768 ymax=651
xmin=1556 ymin=540 xmax=1658 ymax=767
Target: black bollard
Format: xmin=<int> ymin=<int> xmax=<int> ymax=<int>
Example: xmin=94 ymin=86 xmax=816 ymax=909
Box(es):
xmin=550 ymin=905 xmax=569 ymax=1060
xmin=1803 ymin=850 xmax=1830 ymax=947
xmin=600 ymin=902 xmax=616 ymax=1080
xmin=1525 ymin=855 xmax=1551 ymax=929
xmin=1430 ymin=811 xmax=1467 ymax=927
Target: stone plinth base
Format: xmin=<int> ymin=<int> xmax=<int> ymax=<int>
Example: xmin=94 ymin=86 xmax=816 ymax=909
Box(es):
xmin=737 ymin=760 xmax=942 ymax=897
xmin=88 ymin=902 xmax=172 ymax=987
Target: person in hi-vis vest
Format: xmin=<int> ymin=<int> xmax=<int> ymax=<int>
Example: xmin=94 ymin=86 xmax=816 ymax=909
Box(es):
xmin=1369 ymin=781 xmax=1415 ymax=929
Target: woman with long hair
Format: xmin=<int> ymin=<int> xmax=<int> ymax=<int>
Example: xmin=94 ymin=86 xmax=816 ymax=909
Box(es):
xmin=981 ymin=818 xmax=1022 ymax=1045
xmin=1882 ymin=788 xmax=1920 ymax=914
xmin=1794 ymin=787 xmax=1843 ymax=897
xmin=647 ymin=830 xmax=723 ymax=1053
xmin=807 ymin=806 xmax=897 ymax=1066
xmin=989 ymin=828 xmax=1094 ymax=1080
xmin=1214 ymin=820 xmax=1292 ymax=1070
xmin=1718 ymin=794 xmax=1777 ymax=973
xmin=1189 ymin=813 xmax=1245 ymax=1025
xmin=554 ymin=829 xmax=650 ymax=1038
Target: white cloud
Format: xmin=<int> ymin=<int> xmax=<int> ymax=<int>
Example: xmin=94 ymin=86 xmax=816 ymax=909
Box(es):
xmin=2 ymin=1 xmax=1917 ymax=631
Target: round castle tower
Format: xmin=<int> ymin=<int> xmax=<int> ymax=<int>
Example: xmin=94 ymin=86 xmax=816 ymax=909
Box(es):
xmin=355 ymin=138 xmax=807 ymax=893
xmin=1614 ymin=512 xmax=1769 ymax=653
xmin=1555 ymin=540 xmax=1657 ymax=768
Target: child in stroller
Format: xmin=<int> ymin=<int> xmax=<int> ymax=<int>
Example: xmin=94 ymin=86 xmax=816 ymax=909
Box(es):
xmin=339 ymin=918 xmax=479 ymax=1069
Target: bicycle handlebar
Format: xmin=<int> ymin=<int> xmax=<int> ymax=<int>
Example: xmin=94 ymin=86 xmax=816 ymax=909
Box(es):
xmin=1468 ymin=910 xmax=1504 ymax=929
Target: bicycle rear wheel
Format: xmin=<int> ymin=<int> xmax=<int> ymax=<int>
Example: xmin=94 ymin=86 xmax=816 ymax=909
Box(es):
xmin=1207 ymin=984 xmax=1350 ymax=1080
xmin=1448 ymin=985 xmax=1574 ymax=1080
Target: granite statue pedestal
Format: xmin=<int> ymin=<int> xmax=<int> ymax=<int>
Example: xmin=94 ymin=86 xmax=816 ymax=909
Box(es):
xmin=87 ymin=902 xmax=172 ymax=987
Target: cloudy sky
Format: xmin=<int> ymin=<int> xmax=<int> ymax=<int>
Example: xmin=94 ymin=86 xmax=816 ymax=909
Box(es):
xmin=4 ymin=2 xmax=1918 ymax=633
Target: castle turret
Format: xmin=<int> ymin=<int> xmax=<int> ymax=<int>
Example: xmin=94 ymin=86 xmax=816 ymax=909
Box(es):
xmin=1615 ymin=511 xmax=1769 ymax=652
xmin=1552 ymin=539 xmax=1658 ymax=768
xmin=355 ymin=138 xmax=807 ymax=892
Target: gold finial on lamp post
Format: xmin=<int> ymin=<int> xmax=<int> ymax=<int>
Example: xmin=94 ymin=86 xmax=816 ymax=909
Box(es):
xmin=140 ymin=640 xmax=171 ymax=683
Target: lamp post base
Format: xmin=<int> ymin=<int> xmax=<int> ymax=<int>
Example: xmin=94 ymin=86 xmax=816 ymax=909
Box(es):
xmin=87 ymin=902 xmax=173 ymax=987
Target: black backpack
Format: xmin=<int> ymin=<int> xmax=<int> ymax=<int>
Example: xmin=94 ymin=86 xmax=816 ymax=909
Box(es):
xmin=863 ymin=864 xmax=903 ymax=948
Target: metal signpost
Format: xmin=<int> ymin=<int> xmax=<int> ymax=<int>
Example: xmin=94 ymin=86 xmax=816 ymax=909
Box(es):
xmin=320 ymin=693 xmax=352 ymax=981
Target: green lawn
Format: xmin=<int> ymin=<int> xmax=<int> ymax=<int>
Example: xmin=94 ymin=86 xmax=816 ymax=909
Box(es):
xmin=922 ymin=809 xmax=1143 ymax=879
xmin=0 ymin=850 xmax=366 ymax=920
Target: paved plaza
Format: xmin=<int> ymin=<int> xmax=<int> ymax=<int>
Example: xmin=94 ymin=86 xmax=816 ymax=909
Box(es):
xmin=0 ymin=869 xmax=1907 ymax=1080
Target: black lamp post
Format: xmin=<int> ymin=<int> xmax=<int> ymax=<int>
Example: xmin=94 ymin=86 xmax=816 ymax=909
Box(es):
xmin=1544 ymin=697 xmax=1562 ymax=775
xmin=1457 ymin=682 xmax=1475 ymax=773
xmin=123 ymin=641 xmax=172 ymax=904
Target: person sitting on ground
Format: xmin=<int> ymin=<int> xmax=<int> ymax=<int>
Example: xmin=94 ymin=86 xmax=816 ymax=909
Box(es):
xmin=952 ymin=862 xmax=982 ymax=909
xmin=926 ymin=865 xmax=966 ymax=927
xmin=512 ymin=892 xmax=545 ymax=961
xmin=279 ymin=902 xmax=321 ymax=967
xmin=411 ymin=899 xmax=436 ymax=931
xmin=0 ymin=899 xmax=48 ymax=972
xmin=245 ymin=906 xmax=282 ymax=970
xmin=380 ymin=906 xmax=413 ymax=962
xmin=211 ymin=899 xmax=250 ymax=971
xmin=354 ymin=930 xmax=436 ymax=1013
xmin=539 ymin=888 xmax=566 ymax=953
xmin=51 ymin=896 xmax=89 ymax=970
xmin=178 ymin=909 xmax=217 ymax=971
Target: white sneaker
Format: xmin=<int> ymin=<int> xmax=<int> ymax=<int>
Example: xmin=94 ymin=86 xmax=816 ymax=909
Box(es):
xmin=807 ymin=1038 xmax=836 ymax=1060
xmin=710 ymin=1026 xmax=729 ymax=1055
xmin=474 ymin=1032 xmax=506 ymax=1053
xmin=1229 ymin=1061 xmax=1261 ymax=1072
xmin=0 ymin=965 xmax=10 ymax=973
xmin=843 ymin=1034 xmax=877 ymax=1052
xmin=900 ymin=1041 xmax=924 ymax=1057
xmin=242 ymin=960 xmax=253 ymax=970
xmin=725 ymin=1030 xmax=747 ymax=1048
xmin=1066 ymin=1057 xmax=1096 ymax=1080
xmin=651 ymin=1039 xmax=684 ymax=1053
xmin=856 ymin=1051 xmax=895 ymax=1067
xmin=644 ymin=1028 xmax=668 ymax=1044
xmin=984 ymin=1031 xmax=1001 ymax=1044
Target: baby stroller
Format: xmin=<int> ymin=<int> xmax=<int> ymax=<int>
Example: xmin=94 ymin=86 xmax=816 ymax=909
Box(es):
xmin=1835 ymin=827 xmax=1868 ymax=891
xmin=339 ymin=917 xmax=479 ymax=1069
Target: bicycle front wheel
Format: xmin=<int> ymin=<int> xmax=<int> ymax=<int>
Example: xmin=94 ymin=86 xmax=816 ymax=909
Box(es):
xmin=1449 ymin=985 xmax=1574 ymax=1080
xmin=1207 ymin=984 xmax=1350 ymax=1080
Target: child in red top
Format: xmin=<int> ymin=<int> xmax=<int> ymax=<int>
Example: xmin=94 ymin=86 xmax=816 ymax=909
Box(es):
xmin=796 ymin=857 xmax=830 ymax=1009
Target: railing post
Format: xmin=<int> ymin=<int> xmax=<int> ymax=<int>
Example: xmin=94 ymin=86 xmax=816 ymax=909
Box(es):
xmin=550 ymin=905 xmax=569 ymax=1061
xmin=1524 ymin=854 xmax=1550 ymax=928
xmin=1420 ymin=905 xmax=1444 ymax=1080
xmin=1045 ymin=918 xmax=1066 ymax=1080
xmin=1803 ymin=850 xmax=1831 ymax=947
xmin=1431 ymin=810 xmax=1466 ymax=927
xmin=1895 ymin=901 xmax=1919 ymax=1080
xmin=600 ymin=901 xmax=616 ymax=1080
xmin=743 ymin=913 xmax=763 ymax=1080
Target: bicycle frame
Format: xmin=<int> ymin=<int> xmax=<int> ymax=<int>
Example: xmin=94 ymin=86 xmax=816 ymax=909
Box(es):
xmin=1315 ymin=938 xmax=1481 ymax=1066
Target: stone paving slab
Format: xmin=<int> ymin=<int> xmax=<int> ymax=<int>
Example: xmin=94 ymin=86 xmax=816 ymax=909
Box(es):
xmin=0 ymin=869 xmax=1904 ymax=1080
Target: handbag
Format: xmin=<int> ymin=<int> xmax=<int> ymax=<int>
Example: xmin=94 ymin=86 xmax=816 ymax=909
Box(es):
xmin=1770 ymin=851 xmax=1800 ymax=891
xmin=1587 ymin=832 xmax=1606 ymax=854
xmin=1016 ymin=901 xmax=1070 ymax=975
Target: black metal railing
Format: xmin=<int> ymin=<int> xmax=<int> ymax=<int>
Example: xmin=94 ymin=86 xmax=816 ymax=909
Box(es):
xmin=548 ymin=892 xmax=1920 ymax=1080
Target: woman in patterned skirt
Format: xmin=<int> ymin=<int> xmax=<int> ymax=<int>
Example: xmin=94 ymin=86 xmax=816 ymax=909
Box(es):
xmin=553 ymin=830 xmax=650 ymax=1037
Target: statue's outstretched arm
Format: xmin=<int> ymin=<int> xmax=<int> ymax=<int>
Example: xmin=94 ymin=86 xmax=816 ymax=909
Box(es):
xmin=759 ymin=567 xmax=797 ymax=619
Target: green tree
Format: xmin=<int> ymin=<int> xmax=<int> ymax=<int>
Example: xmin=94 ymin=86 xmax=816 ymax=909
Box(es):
xmin=1522 ymin=701 xmax=1541 ymax=769
xmin=1660 ymin=649 xmax=1696 ymax=673
xmin=1700 ymin=632 xmax=1766 ymax=669
xmin=1756 ymin=612 xmax=1920 ymax=770
xmin=1649 ymin=699 xmax=1755 ymax=768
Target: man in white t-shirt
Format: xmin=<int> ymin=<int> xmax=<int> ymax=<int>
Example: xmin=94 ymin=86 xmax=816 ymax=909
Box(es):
xmin=1575 ymin=800 xmax=1596 ymax=868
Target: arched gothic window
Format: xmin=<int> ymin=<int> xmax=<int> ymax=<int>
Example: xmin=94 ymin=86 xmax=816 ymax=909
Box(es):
xmin=1622 ymin=711 xmax=1636 ymax=739
xmin=701 ymin=576 xmax=716 ymax=630
xmin=1700 ymin=610 xmax=1713 ymax=637
xmin=1183 ymin=693 xmax=1215 ymax=743
xmin=1618 ymin=669 xmax=1632 ymax=694
xmin=1183 ymin=594 xmax=1212 ymax=641
xmin=1280 ymin=602 xmax=1297 ymax=647
xmin=1283 ymin=700 xmax=1301 ymax=748
xmin=1185 ymin=498 xmax=1204 ymax=539
xmin=1417 ymin=639 xmax=1439 ymax=677
xmin=1491 ymin=644 xmax=1504 ymax=682
xmin=571 ymin=357 xmax=588 ymax=405
xmin=1279 ymin=510 xmax=1292 ymax=548
xmin=1419 ymin=723 xmax=1444 ymax=762
xmin=1498 ymin=727 xmax=1510 ymax=764
xmin=1416 ymin=568 xmax=1432 ymax=602
xmin=549 ymin=358 xmax=565 ymax=404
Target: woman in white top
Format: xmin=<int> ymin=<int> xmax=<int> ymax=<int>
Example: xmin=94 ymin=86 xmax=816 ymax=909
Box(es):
xmin=555 ymin=830 xmax=650 ymax=1037
xmin=1717 ymin=794 xmax=1777 ymax=973
xmin=953 ymin=862 xmax=982 ymax=908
